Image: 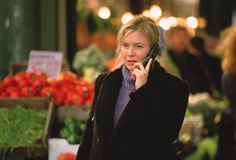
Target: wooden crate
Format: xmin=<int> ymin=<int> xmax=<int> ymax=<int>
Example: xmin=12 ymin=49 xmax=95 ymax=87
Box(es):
xmin=0 ymin=97 xmax=54 ymax=158
xmin=57 ymin=106 xmax=91 ymax=122
xmin=9 ymin=61 xmax=28 ymax=75
xmin=9 ymin=60 xmax=70 ymax=75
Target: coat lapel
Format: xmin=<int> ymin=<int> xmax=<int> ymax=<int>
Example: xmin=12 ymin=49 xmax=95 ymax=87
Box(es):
xmin=95 ymin=68 xmax=123 ymax=141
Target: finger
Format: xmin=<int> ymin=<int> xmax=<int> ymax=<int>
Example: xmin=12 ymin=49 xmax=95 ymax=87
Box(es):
xmin=145 ymin=58 xmax=153 ymax=72
xmin=134 ymin=62 xmax=144 ymax=71
xmin=131 ymin=70 xmax=139 ymax=80
xmin=132 ymin=68 xmax=141 ymax=74
xmin=132 ymin=68 xmax=141 ymax=76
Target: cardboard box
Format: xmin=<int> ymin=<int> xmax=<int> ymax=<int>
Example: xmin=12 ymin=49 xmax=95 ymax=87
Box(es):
xmin=48 ymin=138 xmax=79 ymax=160
xmin=0 ymin=97 xmax=54 ymax=158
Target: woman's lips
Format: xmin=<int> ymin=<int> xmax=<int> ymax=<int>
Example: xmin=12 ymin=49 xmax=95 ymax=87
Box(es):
xmin=127 ymin=60 xmax=137 ymax=66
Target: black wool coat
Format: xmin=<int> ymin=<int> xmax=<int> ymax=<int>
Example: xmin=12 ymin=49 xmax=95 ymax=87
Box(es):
xmin=76 ymin=61 xmax=189 ymax=160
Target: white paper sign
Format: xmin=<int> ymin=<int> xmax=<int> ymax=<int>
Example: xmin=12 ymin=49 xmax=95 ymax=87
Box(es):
xmin=27 ymin=50 xmax=63 ymax=78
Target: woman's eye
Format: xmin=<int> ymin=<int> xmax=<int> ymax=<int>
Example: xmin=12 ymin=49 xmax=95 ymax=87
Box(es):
xmin=122 ymin=43 xmax=129 ymax=48
xmin=136 ymin=45 xmax=143 ymax=49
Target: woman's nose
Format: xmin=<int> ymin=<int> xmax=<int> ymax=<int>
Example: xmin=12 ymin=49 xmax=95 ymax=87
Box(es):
xmin=127 ymin=47 xmax=135 ymax=56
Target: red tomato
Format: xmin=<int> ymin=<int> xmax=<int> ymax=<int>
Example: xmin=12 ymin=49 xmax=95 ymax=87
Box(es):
xmin=6 ymin=86 xmax=21 ymax=98
xmin=60 ymin=71 xmax=77 ymax=83
xmin=47 ymin=78 xmax=59 ymax=88
xmin=57 ymin=152 xmax=76 ymax=160
xmin=71 ymin=93 xmax=84 ymax=106
xmin=18 ymin=79 xmax=29 ymax=88
xmin=3 ymin=75 xmax=17 ymax=87
xmin=63 ymin=92 xmax=78 ymax=106
xmin=21 ymin=87 xmax=33 ymax=97
xmin=40 ymin=86 xmax=54 ymax=97
xmin=84 ymin=97 xmax=93 ymax=106
xmin=53 ymin=88 xmax=66 ymax=106
xmin=14 ymin=71 xmax=27 ymax=82
xmin=0 ymin=81 xmax=6 ymax=96
xmin=32 ymin=79 xmax=42 ymax=93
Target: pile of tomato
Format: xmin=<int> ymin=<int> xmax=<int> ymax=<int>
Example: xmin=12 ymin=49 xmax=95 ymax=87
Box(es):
xmin=57 ymin=152 xmax=76 ymax=160
xmin=0 ymin=71 xmax=94 ymax=107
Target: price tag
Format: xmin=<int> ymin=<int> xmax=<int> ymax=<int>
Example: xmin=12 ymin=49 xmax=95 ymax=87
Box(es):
xmin=27 ymin=50 xmax=63 ymax=79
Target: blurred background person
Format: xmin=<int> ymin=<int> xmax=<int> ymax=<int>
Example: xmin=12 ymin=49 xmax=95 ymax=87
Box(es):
xmin=159 ymin=25 xmax=212 ymax=94
xmin=217 ymin=25 xmax=236 ymax=160
xmin=190 ymin=36 xmax=223 ymax=96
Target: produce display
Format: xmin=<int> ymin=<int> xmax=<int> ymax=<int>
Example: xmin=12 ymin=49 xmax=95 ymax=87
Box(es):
xmin=59 ymin=117 xmax=86 ymax=144
xmin=178 ymin=93 xmax=228 ymax=159
xmin=0 ymin=70 xmax=95 ymax=159
xmin=0 ymin=105 xmax=47 ymax=156
xmin=0 ymin=71 xmax=95 ymax=107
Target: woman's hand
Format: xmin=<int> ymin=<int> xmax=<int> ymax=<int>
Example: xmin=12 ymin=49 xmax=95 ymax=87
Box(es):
xmin=132 ymin=58 xmax=153 ymax=89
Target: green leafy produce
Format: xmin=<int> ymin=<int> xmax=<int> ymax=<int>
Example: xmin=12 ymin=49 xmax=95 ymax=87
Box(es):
xmin=184 ymin=136 xmax=218 ymax=160
xmin=60 ymin=117 xmax=86 ymax=144
xmin=0 ymin=105 xmax=47 ymax=156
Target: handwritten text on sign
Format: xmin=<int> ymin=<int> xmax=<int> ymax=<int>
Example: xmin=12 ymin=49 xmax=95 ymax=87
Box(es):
xmin=27 ymin=50 xmax=63 ymax=79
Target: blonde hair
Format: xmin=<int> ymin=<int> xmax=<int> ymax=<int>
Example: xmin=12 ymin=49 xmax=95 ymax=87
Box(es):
xmin=222 ymin=26 xmax=236 ymax=75
xmin=114 ymin=15 xmax=160 ymax=69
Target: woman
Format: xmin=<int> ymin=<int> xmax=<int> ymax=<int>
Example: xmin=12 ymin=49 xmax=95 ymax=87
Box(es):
xmin=217 ymin=25 xmax=236 ymax=160
xmin=76 ymin=15 xmax=189 ymax=160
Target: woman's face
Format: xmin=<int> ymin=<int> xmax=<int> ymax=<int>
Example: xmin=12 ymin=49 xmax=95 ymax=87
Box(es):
xmin=121 ymin=31 xmax=150 ymax=72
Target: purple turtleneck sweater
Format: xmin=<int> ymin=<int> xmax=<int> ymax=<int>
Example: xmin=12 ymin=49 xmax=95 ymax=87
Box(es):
xmin=114 ymin=65 xmax=135 ymax=127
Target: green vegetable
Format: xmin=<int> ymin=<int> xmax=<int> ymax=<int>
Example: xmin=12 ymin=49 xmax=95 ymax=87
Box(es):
xmin=59 ymin=117 xmax=85 ymax=144
xmin=0 ymin=105 xmax=47 ymax=157
xmin=184 ymin=136 xmax=218 ymax=160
